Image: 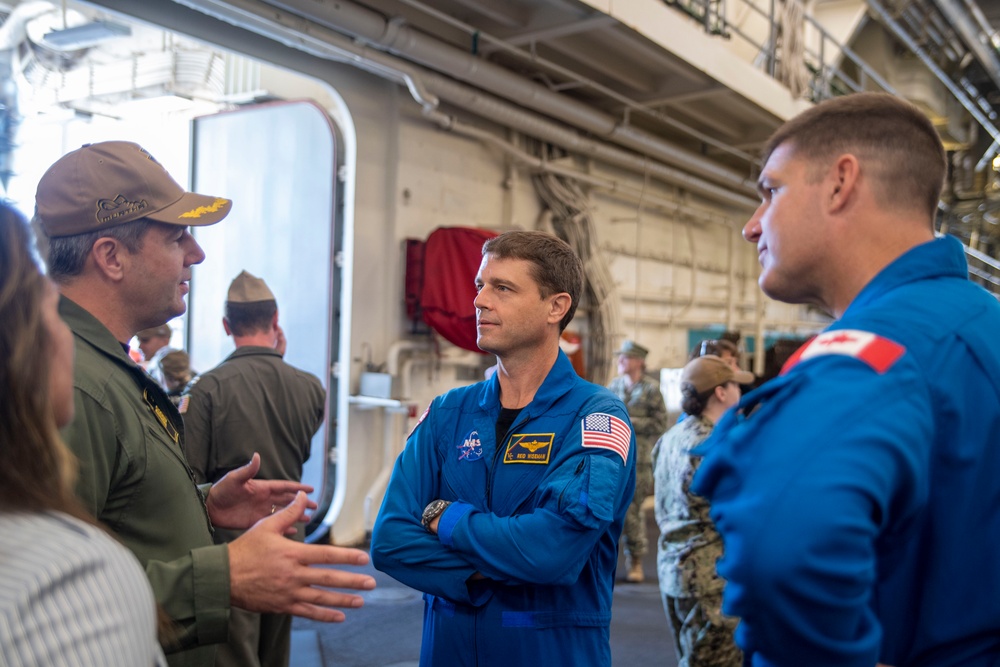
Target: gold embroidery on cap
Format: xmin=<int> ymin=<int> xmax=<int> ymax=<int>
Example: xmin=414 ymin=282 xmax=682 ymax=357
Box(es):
xmin=179 ymin=198 xmax=228 ymax=219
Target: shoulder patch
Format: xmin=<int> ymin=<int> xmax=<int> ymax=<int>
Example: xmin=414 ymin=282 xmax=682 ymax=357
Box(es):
xmin=177 ymin=394 xmax=190 ymax=414
xmin=781 ymin=329 xmax=906 ymax=375
xmin=407 ymin=404 xmax=430 ymax=439
xmin=581 ymin=412 xmax=631 ymax=464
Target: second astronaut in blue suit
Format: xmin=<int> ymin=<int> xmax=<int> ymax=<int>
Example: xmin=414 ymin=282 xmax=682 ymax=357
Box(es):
xmin=372 ymin=230 xmax=636 ymax=667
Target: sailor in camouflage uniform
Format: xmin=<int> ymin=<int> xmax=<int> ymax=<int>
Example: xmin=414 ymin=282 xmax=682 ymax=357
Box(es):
xmin=607 ymin=340 xmax=668 ymax=582
xmin=652 ymin=355 xmax=751 ymax=666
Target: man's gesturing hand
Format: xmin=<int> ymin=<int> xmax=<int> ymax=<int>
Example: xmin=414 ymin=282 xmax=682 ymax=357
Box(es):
xmin=228 ymin=491 xmax=377 ymax=621
xmin=207 ymin=453 xmax=317 ymax=530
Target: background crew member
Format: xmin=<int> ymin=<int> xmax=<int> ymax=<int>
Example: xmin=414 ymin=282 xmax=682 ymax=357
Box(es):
xmin=137 ymin=323 xmax=175 ymax=386
xmin=35 ymin=140 xmax=375 ymax=667
xmin=183 ymin=270 xmax=326 ymax=667
xmin=158 ymin=349 xmax=196 ymax=407
xmin=692 ymin=93 xmax=1000 ymax=666
xmin=652 ymin=355 xmax=751 ymax=667
xmin=371 ymin=230 xmax=635 ymax=667
xmin=607 ymin=339 xmax=668 ymax=583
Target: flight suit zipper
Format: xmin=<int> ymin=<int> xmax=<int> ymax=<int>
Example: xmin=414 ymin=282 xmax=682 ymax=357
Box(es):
xmin=486 ymin=413 xmax=530 ymax=509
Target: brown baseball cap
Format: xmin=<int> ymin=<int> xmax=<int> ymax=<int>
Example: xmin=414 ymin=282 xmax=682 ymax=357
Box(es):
xmin=36 ymin=141 xmax=232 ymax=238
xmin=682 ymin=354 xmax=755 ymax=394
xmin=227 ymin=270 xmax=275 ymax=304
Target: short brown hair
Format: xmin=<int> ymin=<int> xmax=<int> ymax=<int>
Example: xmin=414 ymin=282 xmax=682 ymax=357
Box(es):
xmin=482 ymin=230 xmax=584 ymax=331
xmin=225 ymin=300 xmax=277 ymax=336
xmin=42 ymin=218 xmax=152 ymax=281
xmin=763 ymin=93 xmax=946 ymax=220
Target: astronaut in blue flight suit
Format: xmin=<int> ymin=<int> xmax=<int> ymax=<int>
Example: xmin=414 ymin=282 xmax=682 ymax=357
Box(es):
xmin=691 ymin=93 xmax=1000 ymax=667
xmin=371 ymin=230 xmax=636 ymax=667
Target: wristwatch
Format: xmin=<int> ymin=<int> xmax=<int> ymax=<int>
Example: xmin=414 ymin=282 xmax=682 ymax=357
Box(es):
xmin=421 ymin=499 xmax=452 ymax=531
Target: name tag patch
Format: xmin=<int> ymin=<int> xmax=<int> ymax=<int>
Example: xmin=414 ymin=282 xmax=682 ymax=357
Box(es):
xmin=503 ymin=433 xmax=555 ymax=464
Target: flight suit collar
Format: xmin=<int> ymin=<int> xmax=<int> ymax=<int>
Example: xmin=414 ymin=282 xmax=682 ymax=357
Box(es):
xmin=226 ymin=345 xmax=282 ymax=361
xmin=58 ymin=294 xmax=138 ymax=366
xmin=477 ymin=349 xmax=577 ymax=417
xmin=846 ymin=235 xmax=967 ymax=317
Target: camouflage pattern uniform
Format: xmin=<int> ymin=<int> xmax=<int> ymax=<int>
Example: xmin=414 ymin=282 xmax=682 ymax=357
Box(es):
xmin=608 ymin=374 xmax=668 ymax=564
xmin=651 ymin=414 xmax=741 ymax=667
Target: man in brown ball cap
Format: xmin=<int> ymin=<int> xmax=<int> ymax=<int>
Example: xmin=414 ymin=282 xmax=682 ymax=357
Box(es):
xmin=35 ymin=141 xmax=374 ymax=667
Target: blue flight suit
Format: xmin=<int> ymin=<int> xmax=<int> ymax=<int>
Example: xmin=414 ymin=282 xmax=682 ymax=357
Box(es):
xmin=692 ymin=236 xmax=1000 ymax=666
xmin=371 ymin=351 xmax=635 ymax=667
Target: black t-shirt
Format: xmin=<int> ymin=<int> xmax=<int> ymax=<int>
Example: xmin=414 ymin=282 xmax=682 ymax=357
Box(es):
xmin=495 ymin=406 xmax=523 ymax=446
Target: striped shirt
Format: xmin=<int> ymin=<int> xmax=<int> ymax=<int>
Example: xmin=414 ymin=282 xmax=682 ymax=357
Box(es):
xmin=0 ymin=511 xmax=166 ymax=667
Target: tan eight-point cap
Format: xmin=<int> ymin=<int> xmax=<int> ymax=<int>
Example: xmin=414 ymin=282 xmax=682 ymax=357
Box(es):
xmin=227 ymin=271 xmax=275 ymax=304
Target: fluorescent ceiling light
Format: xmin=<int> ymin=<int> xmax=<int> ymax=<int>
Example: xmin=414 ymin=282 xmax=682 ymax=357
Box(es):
xmin=42 ymin=20 xmax=131 ymax=50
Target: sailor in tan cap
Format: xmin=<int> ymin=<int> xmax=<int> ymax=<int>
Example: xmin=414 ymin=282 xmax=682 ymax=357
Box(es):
xmin=183 ymin=270 xmax=326 ymax=667
xmin=36 ymin=141 xmax=374 ymax=667
xmin=651 ymin=354 xmax=753 ymax=667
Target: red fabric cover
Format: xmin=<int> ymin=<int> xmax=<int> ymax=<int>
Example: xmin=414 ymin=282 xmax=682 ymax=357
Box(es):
xmin=421 ymin=226 xmax=498 ymax=353
xmin=404 ymin=238 xmax=425 ymax=321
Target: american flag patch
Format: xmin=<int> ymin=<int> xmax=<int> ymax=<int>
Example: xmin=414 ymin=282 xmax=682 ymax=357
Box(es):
xmin=407 ymin=404 xmax=430 ymax=439
xmin=581 ymin=413 xmax=631 ymax=464
xmin=177 ymin=395 xmax=190 ymax=415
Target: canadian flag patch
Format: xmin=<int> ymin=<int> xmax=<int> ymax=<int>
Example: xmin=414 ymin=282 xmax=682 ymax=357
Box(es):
xmin=781 ymin=329 xmax=905 ymax=375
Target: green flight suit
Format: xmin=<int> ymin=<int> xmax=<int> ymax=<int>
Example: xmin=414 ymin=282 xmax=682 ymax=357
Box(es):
xmin=59 ymin=297 xmax=230 ymax=667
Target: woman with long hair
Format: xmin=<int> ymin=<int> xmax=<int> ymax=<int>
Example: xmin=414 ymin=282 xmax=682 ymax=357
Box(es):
xmin=0 ymin=203 xmax=165 ymax=666
xmin=652 ymin=354 xmax=752 ymax=667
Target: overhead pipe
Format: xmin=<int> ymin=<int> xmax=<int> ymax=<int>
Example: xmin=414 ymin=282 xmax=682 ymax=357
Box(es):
xmin=867 ymin=0 xmax=1000 ymax=145
xmin=264 ymin=0 xmax=757 ymax=196
xmin=424 ymin=108 xmax=743 ymax=225
xmin=397 ymin=0 xmax=756 ymax=166
xmin=932 ymin=0 xmax=1000 ymax=97
xmin=175 ymin=0 xmax=758 ymax=210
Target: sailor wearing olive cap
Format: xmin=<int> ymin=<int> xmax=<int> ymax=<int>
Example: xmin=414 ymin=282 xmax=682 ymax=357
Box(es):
xmin=607 ymin=339 xmax=668 ymax=583
xmin=182 ymin=270 xmax=327 ymax=667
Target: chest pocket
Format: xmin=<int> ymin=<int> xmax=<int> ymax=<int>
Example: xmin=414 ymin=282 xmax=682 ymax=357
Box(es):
xmin=487 ymin=432 xmax=560 ymax=515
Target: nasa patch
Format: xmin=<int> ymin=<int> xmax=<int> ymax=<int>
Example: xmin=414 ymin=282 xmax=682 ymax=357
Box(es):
xmin=457 ymin=429 xmax=483 ymax=461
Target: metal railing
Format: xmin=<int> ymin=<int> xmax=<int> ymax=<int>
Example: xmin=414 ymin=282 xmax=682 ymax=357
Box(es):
xmin=666 ymin=0 xmax=1000 ymax=296
xmin=665 ymin=0 xmax=896 ymax=103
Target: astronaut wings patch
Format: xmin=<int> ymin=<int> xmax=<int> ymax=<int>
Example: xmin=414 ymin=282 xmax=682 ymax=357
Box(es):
xmin=581 ymin=413 xmax=631 ymax=464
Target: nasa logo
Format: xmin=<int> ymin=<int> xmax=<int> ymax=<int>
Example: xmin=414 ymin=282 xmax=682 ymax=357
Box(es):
xmin=457 ymin=429 xmax=483 ymax=461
